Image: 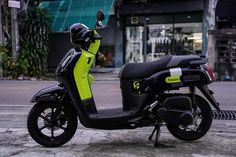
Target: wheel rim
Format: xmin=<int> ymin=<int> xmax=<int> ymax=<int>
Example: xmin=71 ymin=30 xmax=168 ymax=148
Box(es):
xmin=36 ymin=106 xmax=69 ymax=141
xmin=177 ymin=107 xmax=204 ymax=133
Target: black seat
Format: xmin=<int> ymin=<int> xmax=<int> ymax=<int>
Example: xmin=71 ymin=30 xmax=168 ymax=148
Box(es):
xmin=119 ymin=55 xmax=172 ymax=79
xmin=166 ymin=55 xmax=201 ymax=68
xmin=119 ymin=55 xmax=203 ymax=79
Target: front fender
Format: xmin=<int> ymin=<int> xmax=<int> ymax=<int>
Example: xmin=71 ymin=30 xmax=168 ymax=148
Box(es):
xmin=31 ymin=84 xmax=65 ymax=103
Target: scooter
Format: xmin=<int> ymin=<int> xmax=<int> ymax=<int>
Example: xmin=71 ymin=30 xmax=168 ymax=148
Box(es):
xmin=27 ymin=10 xmax=220 ymax=147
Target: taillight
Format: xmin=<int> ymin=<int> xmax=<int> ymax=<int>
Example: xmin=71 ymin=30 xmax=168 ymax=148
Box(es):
xmin=202 ymin=65 xmax=215 ymax=81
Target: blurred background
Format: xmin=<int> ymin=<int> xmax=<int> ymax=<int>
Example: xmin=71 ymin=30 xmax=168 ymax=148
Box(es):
xmin=0 ymin=0 xmax=236 ymax=81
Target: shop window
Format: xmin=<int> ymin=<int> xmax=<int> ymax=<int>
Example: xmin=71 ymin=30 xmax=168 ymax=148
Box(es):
xmin=147 ymin=24 xmax=173 ymax=61
xmin=173 ymin=23 xmax=202 ymax=55
xmin=124 ymin=12 xmax=203 ymax=63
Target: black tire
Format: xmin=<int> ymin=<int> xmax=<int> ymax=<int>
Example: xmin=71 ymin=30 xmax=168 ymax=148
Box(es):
xmin=167 ymin=95 xmax=213 ymax=141
xmin=27 ymin=102 xmax=78 ymax=147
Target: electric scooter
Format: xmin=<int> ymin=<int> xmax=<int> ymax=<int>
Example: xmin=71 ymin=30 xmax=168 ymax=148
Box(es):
xmin=27 ymin=10 xmax=220 ymax=147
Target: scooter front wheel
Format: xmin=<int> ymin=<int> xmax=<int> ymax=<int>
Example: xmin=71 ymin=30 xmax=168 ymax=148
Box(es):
xmin=27 ymin=102 xmax=78 ymax=147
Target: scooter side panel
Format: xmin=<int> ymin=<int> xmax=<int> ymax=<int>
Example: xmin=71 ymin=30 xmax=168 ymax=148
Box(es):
xmin=73 ymin=31 xmax=100 ymax=100
xmin=73 ymin=51 xmax=95 ymax=100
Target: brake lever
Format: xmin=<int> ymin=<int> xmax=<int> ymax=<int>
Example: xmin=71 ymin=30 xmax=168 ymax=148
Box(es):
xmin=93 ymin=34 xmax=103 ymax=40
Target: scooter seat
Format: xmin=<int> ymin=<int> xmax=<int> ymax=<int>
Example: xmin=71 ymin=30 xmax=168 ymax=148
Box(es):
xmin=119 ymin=55 xmax=202 ymax=79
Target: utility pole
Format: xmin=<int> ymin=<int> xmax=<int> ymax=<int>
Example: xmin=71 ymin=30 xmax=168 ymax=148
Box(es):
xmin=9 ymin=0 xmax=20 ymax=63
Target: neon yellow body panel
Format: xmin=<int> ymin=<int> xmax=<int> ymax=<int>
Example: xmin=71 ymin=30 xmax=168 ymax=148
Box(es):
xmin=88 ymin=74 xmax=93 ymax=85
xmin=165 ymin=76 xmax=181 ymax=83
xmin=73 ymin=30 xmax=100 ymax=100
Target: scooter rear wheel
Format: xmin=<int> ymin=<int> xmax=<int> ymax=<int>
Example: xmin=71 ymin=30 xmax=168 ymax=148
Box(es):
xmin=167 ymin=95 xmax=213 ymax=141
xmin=27 ymin=102 xmax=78 ymax=147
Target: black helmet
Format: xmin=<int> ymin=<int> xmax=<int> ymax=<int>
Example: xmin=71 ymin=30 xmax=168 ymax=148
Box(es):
xmin=70 ymin=23 xmax=90 ymax=49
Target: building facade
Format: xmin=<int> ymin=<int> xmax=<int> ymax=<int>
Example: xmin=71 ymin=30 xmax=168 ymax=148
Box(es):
xmin=109 ymin=0 xmax=236 ymax=80
xmin=117 ymin=0 xmax=205 ymax=65
xmin=44 ymin=0 xmax=236 ymax=80
xmin=208 ymin=0 xmax=236 ymax=80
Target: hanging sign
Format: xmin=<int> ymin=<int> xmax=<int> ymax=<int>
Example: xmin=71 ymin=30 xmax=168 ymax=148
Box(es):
xmin=8 ymin=0 xmax=21 ymax=9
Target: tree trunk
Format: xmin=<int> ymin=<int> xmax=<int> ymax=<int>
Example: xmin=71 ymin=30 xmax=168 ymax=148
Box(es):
xmin=11 ymin=8 xmax=19 ymax=63
xmin=0 ymin=1 xmax=4 ymax=44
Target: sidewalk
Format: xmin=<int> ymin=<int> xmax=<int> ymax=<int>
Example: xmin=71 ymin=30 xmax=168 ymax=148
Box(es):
xmin=0 ymin=120 xmax=235 ymax=157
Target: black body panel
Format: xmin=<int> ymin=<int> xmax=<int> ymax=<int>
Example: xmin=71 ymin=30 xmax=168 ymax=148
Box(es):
xmin=55 ymin=49 xmax=94 ymax=127
xmin=163 ymin=96 xmax=192 ymax=110
xmin=140 ymin=68 xmax=211 ymax=95
xmin=120 ymin=79 xmax=148 ymax=111
xmin=82 ymin=98 xmax=98 ymax=113
xmin=160 ymin=96 xmax=193 ymax=126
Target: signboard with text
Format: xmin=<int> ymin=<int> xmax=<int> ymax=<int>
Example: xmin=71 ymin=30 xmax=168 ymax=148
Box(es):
xmin=8 ymin=0 xmax=21 ymax=9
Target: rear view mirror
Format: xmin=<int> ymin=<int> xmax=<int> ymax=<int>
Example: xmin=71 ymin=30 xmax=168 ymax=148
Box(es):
xmin=95 ymin=10 xmax=105 ymax=28
xmin=96 ymin=10 xmax=105 ymax=21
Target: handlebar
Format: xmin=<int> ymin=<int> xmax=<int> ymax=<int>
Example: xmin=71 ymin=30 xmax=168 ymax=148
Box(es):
xmin=93 ymin=34 xmax=103 ymax=40
xmin=85 ymin=30 xmax=103 ymax=43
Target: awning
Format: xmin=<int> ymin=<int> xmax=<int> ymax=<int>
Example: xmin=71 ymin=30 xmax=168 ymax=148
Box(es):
xmin=39 ymin=0 xmax=115 ymax=32
xmin=215 ymin=0 xmax=236 ymax=17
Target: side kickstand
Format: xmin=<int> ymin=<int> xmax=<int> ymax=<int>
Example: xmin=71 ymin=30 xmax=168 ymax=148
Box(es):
xmin=149 ymin=125 xmax=161 ymax=147
xmin=149 ymin=125 xmax=175 ymax=148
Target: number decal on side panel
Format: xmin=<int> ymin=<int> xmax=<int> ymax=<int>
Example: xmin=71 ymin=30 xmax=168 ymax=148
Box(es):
xmin=133 ymin=81 xmax=140 ymax=90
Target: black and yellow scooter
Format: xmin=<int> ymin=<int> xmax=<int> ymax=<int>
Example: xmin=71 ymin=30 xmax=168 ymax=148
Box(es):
xmin=27 ymin=10 xmax=220 ymax=147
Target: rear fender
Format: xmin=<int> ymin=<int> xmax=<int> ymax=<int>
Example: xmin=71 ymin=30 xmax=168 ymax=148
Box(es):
xmin=31 ymin=85 xmax=65 ymax=103
xmin=196 ymin=85 xmax=220 ymax=111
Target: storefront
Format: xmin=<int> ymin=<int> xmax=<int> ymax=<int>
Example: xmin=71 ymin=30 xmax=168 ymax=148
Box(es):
xmin=118 ymin=0 xmax=205 ymax=64
xmin=40 ymin=0 xmax=209 ymax=69
xmin=124 ymin=12 xmax=203 ymax=63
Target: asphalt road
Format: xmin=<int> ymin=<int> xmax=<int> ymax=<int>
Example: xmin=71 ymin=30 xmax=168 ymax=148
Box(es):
xmin=0 ymin=80 xmax=236 ymax=128
xmin=0 ymin=80 xmax=235 ymax=156
xmin=0 ymin=80 xmax=235 ymax=110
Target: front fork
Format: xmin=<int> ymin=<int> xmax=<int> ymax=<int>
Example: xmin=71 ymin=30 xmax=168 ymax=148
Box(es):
xmin=52 ymin=92 xmax=66 ymax=121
